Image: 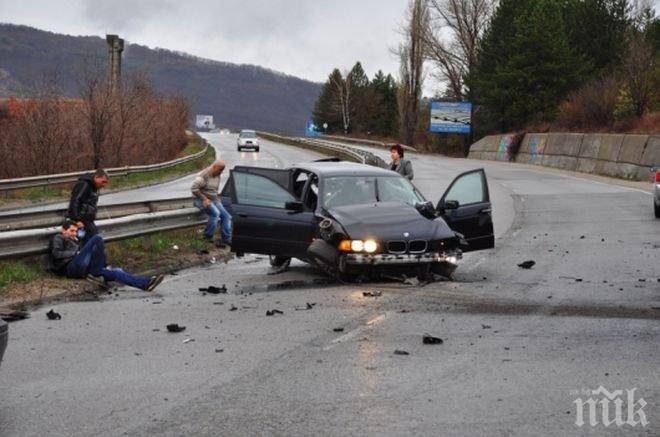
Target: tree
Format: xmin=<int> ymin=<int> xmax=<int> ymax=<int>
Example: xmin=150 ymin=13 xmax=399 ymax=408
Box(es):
xmin=425 ymin=0 xmax=495 ymax=100
xmin=474 ymin=0 xmax=580 ymax=131
xmin=371 ymin=70 xmax=400 ymax=137
xmin=396 ymin=0 xmax=430 ymax=146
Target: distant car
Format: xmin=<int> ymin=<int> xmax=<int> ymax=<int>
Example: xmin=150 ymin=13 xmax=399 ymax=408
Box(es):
xmin=654 ymin=168 xmax=659 ymax=218
xmin=220 ymin=161 xmax=494 ymax=279
xmin=0 ymin=319 xmax=7 ymax=366
xmin=237 ymin=130 xmax=260 ymax=152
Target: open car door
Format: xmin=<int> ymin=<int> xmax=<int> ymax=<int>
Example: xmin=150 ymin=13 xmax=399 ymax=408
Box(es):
xmin=436 ymin=168 xmax=494 ymax=252
xmin=224 ymin=166 xmax=315 ymax=257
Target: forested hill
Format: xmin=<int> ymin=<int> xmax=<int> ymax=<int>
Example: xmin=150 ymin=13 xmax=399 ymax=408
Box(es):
xmin=0 ymin=24 xmax=321 ymax=134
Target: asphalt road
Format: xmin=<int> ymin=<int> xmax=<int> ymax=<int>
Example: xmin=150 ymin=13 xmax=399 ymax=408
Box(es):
xmin=1 ymin=139 xmax=659 ymax=436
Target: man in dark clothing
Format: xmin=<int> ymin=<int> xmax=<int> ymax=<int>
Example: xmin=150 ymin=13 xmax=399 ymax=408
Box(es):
xmin=66 ymin=169 xmax=109 ymax=243
xmin=50 ymin=220 xmax=164 ymax=291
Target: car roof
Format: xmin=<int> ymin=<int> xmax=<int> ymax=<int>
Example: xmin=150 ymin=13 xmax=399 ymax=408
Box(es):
xmin=240 ymin=129 xmax=255 ymax=133
xmin=291 ymin=161 xmax=396 ymax=177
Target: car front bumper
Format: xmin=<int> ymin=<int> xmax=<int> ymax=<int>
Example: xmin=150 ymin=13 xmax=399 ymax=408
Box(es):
xmin=342 ymin=251 xmax=460 ymax=266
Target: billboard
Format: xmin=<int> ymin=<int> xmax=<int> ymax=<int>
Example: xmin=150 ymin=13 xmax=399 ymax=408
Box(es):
xmin=429 ymin=101 xmax=472 ymax=134
xmin=195 ymin=114 xmax=215 ymax=130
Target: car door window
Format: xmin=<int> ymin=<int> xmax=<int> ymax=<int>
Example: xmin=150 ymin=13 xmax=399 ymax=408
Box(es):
xmin=233 ymin=172 xmax=295 ymax=208
xmin=444 ymin=171 xmax=485 ymax=205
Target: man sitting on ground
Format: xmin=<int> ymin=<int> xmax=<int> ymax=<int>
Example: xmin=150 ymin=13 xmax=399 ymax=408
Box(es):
xmin=191 ymin=159 xmax=232 ymax=247
xmin=49 ymin=220 xmax=164 ymax=291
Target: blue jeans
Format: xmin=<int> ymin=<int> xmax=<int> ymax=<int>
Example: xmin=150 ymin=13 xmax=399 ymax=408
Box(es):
xmin=194 ymin=198 xmax=232 ymax=242
xmin=65 ymin=235 xmax=150 ymax=290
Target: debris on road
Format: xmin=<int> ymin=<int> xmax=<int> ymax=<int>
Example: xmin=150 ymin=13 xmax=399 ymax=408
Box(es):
xmin=46 ymin=309 xmax=61 ymax=320
xmin=579 ymin=235 xmax=585 ymax=239
xmin=199 ymin=285 xmax=227 ymax=294
xmin=363 ymin=290 xmax=382 ymax=297
xmin=394 ymin=350 xmax=410 ymax=355
xmin=215 ymin=348 xmax=224 ymax=353
xmin=333 ymin=327 xmax=344 ymax=332
xmin=517 ymin=260 xmax=535 ymax=269
xmin=481 ymin=324 xmax=492 ymax=329
xmin=295 ymin=302 xmax=317 ymax=311
xmin=182 ymin=338 xmax=194 ymax=344
xmin=0 ymin=310 xmax=30 ymax=322
xmin=166 ymin=323 xmax=186 ymax=333
xmin=266 ymin=309 xmax=284 ymax=316
xmin=422 ymin=335 xmax=444 ymax=345
xmin=229 ymin=305 xmax=238 ymax=311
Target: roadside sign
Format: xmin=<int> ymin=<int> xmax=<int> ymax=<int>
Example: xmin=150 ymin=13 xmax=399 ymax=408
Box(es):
xmin=429 ymin=101 xmax=472 ymax=134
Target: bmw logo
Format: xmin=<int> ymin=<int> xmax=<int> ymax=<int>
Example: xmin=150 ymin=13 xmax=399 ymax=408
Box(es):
xmin=403 ymin=232 xmax=410 ymax=237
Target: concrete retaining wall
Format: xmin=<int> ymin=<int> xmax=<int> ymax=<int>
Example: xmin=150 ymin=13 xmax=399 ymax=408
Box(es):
xmin=469 ymin=132 xmax=659 ymax=181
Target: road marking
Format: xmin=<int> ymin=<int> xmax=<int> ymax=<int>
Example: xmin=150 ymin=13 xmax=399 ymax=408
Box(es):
xmin=322 ymin=312 xmax=390 ymax=351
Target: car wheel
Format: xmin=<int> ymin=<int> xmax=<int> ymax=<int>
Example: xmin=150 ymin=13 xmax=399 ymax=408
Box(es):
xmin=237 ymin=146 xmax=242 ymax=151
xmin=269 ymin=255 xmax=291 ymax=267
xmin=255 ymin=147 xmax=260 ymax=152
xmin=655 ymin=201 xmax=660 ymax=218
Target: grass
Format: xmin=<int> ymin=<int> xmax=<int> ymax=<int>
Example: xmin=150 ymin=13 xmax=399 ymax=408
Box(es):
xmin=0 ymin=133 xmax=215 ymax=206
xmin=0 ymin=260 xmax=44 ymax=292
xmin=0 ymin=227 xmax=211 ymax=296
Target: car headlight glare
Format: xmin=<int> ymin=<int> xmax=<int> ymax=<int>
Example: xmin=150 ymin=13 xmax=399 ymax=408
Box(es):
xmin=363 ymin=240 xmax=378 ymax=253
xmin=351 ymin=240 xmax=364 ymax=252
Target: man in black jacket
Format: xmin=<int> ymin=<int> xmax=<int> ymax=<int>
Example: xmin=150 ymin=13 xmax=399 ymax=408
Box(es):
xmin=67 ymin=169 xmax=109 ymax=243
xmin=49 ymin=220 xmax=164 ymax=291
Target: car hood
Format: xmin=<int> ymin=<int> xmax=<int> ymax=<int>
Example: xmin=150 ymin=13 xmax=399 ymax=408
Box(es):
xmin=327 ymin=201 xmax=456 ymax=241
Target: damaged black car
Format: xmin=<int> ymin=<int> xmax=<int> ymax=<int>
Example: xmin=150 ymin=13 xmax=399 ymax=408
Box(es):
xmin=220 ymin=161 xmax=494 ymax=279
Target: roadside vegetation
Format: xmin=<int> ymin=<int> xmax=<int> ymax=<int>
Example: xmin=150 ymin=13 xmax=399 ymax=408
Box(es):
xmin=0 ymin=227 xmax=225 ymax=306
xmin=0 ymin=132 xmax=214 ymax=206
xmin=311 ymin=0 xmax=659 ymax=155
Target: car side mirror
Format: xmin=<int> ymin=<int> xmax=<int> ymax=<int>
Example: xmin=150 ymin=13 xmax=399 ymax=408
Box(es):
xmin=285 ymin=201 xmax=304 ymax=212
xmin=444 ymin=200 xmax=460 ymax=210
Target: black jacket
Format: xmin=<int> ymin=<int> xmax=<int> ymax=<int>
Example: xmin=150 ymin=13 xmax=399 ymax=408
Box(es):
xmin=67 ymin=174 xmax=99 ymax=223
xmin=49 ymin=234 xmax=80 ymax=273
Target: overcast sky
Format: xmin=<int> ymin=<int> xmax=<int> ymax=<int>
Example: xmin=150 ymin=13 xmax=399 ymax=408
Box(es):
xmin=1 ymin=1 xmax=409 ymax=84
xmin=2 ymin=0 xmax=659 ymax=96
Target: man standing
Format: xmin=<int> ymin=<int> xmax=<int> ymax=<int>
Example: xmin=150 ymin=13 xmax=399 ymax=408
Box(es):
xmin=388 ymin=144 xmax=414 ymax=181
xmin=49 ymin=220 xmax=164 ymax=291
xmin=191 ymin=160 xmax=232 ymax=247
xmin=67 ymin=169 xmax=109 ymax=242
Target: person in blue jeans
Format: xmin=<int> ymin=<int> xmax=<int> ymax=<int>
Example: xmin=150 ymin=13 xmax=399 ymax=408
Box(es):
xmin=191 ymin=160 xmax=232 ymax=247
xmin=49 ymin=221 xmax=164 ymax=291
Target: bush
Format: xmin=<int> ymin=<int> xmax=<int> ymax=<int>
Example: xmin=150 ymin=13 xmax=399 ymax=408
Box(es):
xmin=557 ymin=76 xmax=620 ymax=129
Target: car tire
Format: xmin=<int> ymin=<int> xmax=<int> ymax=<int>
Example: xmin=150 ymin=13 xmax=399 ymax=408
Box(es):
xmin=269 ymin=255 xmax=291 ymax=267
xmin=655 ymin=201 xmax=660 ymax=218
xmin=237 ymin=146 xmax=242 ymax=152
xmin=255 ymin=147 xmax=260 ymax=152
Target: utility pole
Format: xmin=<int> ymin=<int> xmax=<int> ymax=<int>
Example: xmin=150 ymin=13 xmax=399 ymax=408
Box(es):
xmin=106 ymin=34 xmax=124 ymax=91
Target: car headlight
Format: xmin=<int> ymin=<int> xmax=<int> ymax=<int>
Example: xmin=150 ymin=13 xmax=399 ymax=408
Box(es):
xmin=339 ymin=239 xmax=378 ymax=253
xmin=363 ymin=240 xmax=378 ymax=253
xmin=351 ymin=240 xmax=364 ymax=252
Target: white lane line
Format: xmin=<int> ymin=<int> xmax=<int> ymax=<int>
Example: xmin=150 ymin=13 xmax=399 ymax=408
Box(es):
xmin=322 ymin=312 xmax=390 ymax=351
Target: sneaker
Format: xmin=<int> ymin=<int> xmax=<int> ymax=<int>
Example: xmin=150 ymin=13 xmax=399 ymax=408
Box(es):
xmin=146 ymin=274 xmax=164 ymax=292
xmin=86 ymin=274 xmax=109 ymax=289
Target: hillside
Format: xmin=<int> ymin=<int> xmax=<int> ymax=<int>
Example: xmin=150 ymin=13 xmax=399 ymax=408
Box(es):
xmin=0 ymin=24 xmax=321 ymax=134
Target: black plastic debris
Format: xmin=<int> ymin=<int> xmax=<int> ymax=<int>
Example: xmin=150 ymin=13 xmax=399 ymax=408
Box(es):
xmin=46 ymin=309 xmax=61 ymax=320
xmin=199 ymin=285 xmax=227 ymax=294
xmin=295 ymin=302 xmax=317 ymax=311
xmin=363 ymin=290 xmax=382 ymax=297
xmin=575 ymin=278 xmax=583 ymax=282
xmin=166 ymin=323 xmax=186 ymax=333
xmin=481 ymin=324 xmax=492 ymax=329
xmin=517 ymin=260 xmax=535 ymax=269
xmin=229 ymin=305 xmax=238 ymax=311
xmin=266 ymin=309 xmax=284 ymax=316
xmin=215 ymin=348 xmax=224 ymax=353
xmin=579 ymin=235 xmax=585 ymax=239
xmin=333 ymin=327 xmax=344 ymax=332
xmin=422 ymin=335 xmax=444 ymax=345
xmin=394 ymin=349 xmax=410 ymax=355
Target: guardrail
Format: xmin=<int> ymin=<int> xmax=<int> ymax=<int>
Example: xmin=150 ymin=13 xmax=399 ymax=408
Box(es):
xmin=320 ymin=134 xmax=416 ymax=152
xmin=0 ymin=208 xmax=206 ymax=259
xmin=0 ymin=197 xmax=195 ymax=231
xmin=0 ymin=143 xmax=210 ymax=193
xmin=0 ymin=134 xmax=387 ymax=260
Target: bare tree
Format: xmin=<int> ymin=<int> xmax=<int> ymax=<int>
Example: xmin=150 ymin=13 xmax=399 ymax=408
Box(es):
xmin=621 ymin=34 xmax=657 ymax=117
xmin=396 ymin=0 xmax=430 ymax=146
xmin=329 ymin=70 xmax=353 ymax=134
xmin=424 ymin=0 xmax=495 ymax=100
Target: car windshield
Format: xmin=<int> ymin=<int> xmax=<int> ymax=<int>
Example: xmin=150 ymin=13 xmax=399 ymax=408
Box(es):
xmin=240 ymin=131 xmax=256 ymax=138
xmin=322 ymin=175 xmax=425 ymax=208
